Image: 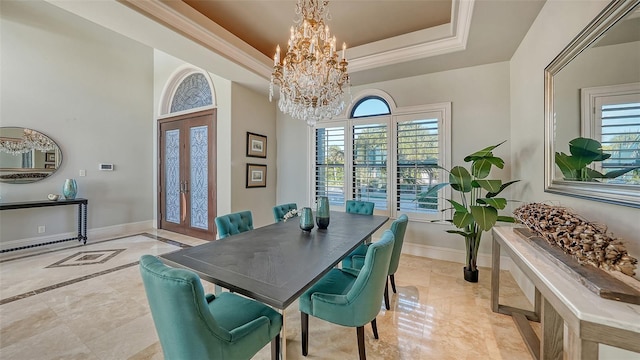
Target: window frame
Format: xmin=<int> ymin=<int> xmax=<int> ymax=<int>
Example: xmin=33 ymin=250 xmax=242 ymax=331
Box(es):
xmin=312 ymin=93 xmax=451 ymax=222
xmin=580 ymin=83 xmax=640 ymax=182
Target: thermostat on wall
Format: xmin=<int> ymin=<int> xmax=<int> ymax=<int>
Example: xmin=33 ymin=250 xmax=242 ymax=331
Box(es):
xmin=99 ymin=163 xmax=114 ymax=171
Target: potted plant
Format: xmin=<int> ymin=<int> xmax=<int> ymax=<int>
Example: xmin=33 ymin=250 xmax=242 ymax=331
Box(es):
xmin=422 ymin=141 xmax=519 ymax=282
xmin=555 ymin=137 xmax=639 ymax=182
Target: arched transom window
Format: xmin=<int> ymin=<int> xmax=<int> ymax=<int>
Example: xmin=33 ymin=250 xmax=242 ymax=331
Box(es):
xmin=170 ymin=73 xmax=213 ymax=113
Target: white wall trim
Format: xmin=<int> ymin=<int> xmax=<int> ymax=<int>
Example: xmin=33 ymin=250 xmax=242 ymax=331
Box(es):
xmin=118 ymin=0 xmax=474 ymax=79
xmin=119 ymin=0 xmax=272 ymax=79
xmin=348 ymin=0 xmax=475 ymax=72
xmin=402 ymin=242 xmax=513 ymax=270
xmin=0 ymin=221 xmax=154 ymax=253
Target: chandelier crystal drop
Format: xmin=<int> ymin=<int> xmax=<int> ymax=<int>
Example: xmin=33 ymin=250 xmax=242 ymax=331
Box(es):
xmin=0 ymin=129 xmax=55 ymax=155
xmin=269 ymin=0 xmax=350 ymax=126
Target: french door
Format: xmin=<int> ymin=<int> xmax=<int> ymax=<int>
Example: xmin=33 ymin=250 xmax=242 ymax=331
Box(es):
xmin=158 ymin=109 xmax=216 ymax=240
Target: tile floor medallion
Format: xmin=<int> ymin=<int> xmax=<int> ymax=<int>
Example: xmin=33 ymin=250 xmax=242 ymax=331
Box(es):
xmin=46 ymin=249 xmax=127 ymax=268
xmin=0 ymin=229 xmax=536 ymax=359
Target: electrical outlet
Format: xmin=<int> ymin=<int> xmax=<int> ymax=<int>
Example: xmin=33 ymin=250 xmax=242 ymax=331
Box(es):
xmin=79 ymin=169 xmax=86 ymax=177
xmin=38 ymin=225 xmax=45 ymax=233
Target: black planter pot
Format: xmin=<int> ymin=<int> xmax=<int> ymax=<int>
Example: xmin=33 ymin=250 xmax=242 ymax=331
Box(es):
xmin=463 ymin=267 xmax=479 ymax=283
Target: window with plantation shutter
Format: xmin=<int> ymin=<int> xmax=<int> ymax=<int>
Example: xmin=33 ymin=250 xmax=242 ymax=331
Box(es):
xmin=581 ymin=84 xmax=640 ymax=185
xmin=312 ymin=91 xmax=450 ymax=221
xmin=352 ymin=123 xmax=388 ymax=210
xmin=598 ymin=100 xmax=640 ymax=184
xmin=315 ymin=126 xmax=346 ymax=206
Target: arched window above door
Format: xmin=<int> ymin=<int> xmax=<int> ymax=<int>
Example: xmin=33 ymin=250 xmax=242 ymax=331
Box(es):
xmin=159 ymin=65 xmax=216 ymax=116
xmin=171 ymin=73 xmax=213 ymax=113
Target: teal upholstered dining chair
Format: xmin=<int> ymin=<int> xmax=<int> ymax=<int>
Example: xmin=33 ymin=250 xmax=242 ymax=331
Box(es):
xmin=299 ymin=230 xmax=395 ymax=360
xmin=345 ymin=200 xmax=375 ymax=215
xmin=215 ymin=210 xmax=253 ymax=239
xmin=343 ymin=214 xmax=409 ymax=310
xmin=346 ymin=200 xmax=375 ymax=244
xmin=139 ymin=255 xmax=282 ymax=360
xmin=273 ymin=203 xmax=297 ymax=222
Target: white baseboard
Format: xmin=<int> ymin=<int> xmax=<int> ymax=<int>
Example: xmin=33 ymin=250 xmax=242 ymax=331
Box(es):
xmin=402 ymin=242 xmax=514 ymax=270
xmin=401 ymin=242 xmax=537 ymax=302
xmin=0 ymin=221 xmax=154 ymax=252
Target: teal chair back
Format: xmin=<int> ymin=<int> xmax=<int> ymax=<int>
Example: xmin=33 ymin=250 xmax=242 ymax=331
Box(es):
xmin=273 ymin=203 xmax=297 ymax=222
xmin=300 ymin=229 xmax=394 ymax=327
xmin=215 ymin=211 xmax=253 ymax=239
xmin=387 ymin=214 xmax=408 ymax=276
xmin=298 ymin=230 xmax=395 ymax=359
xmin=346 ymin=229 xmax=395 ymax=324
xmin=341 ymin=214 xmax=408 ymax=311
xmin=345 ymin=200 xmax=375 ymax=215
xmin=140 ymin=255 xmax=228 ymax=359
xmin=139 ymin=255 xmax=281 ymax=360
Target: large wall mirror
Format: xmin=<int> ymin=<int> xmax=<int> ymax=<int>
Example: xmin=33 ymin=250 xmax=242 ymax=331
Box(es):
xmin=0 ymin=127 xmax=62 ymax=184
xmin=545 ymin=0 xmax=640 ymax=208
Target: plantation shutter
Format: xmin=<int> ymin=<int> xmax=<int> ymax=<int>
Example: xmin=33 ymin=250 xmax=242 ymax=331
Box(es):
xmin=352 ymin=123 xmax=388 ymax=210
xmin=396 ymin=118 xmax=440 ymax=213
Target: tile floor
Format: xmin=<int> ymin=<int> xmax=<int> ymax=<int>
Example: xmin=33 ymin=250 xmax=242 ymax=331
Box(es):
xmin=0 ymin=229 xmax=534 ymax=359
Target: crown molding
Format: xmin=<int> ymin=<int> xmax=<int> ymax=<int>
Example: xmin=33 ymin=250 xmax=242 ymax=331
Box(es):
xmin=118 ymin=0 xmax=474 ymax=79
xmin=118 ymin=0 xmax=272 ymax=79
xmin=348 ymin=0 xmax=475 ymax=72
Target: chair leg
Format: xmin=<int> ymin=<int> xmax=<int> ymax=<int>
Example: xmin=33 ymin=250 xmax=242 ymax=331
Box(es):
xmin=271 ymin=334 xmax=280 ymax=360
xmin=301 ymin=312 xmax=309 ymax=356
xmin=356 ymin=326 xmax=366 ymax=360
xmin=371 ymin=318 xmax=378 ymax=339
xmin=383 ymin=279 xmax=390 ymax=310
xmin=390 ymin=274 xmax=397 ymax=293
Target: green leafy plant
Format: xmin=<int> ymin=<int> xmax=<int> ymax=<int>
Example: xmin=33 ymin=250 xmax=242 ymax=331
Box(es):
xmin=555 ymin=137 xmax=639 ymax=181
xmin=421 ymin=141 xmax=519 ymax=278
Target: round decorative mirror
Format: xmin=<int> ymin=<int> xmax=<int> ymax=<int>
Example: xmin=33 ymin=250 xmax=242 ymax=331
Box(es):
xmin=0 ymin=127 xmax=62 ymax=184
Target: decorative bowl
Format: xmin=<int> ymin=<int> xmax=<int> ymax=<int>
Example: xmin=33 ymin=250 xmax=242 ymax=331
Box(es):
xmin=47 ymin=194 xmax=60 ymax=201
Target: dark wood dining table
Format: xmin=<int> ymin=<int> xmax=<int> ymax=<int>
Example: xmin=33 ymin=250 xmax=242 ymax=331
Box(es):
xmin=160 ymin=210 xmax=388 ymax=359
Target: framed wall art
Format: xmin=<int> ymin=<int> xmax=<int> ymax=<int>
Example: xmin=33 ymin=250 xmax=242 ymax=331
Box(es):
xmin=246 ymin=132 xmax=267 ymax=158
xmin=246 ymin=163 xmax=267 ymax=188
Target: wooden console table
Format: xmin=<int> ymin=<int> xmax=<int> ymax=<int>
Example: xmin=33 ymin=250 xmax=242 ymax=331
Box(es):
xmin=0 ymin=198 xmax=88 ymax=253
xmin=492 ymin=226 xmax=640 ymax=360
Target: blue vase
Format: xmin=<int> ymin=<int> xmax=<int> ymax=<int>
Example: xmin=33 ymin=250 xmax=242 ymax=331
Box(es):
xmin=316 ymin=196 xmax=330 ymax=229
xmin=63 ymin=179 xmax=77 ymax=200
xmin=299 ymin=207 xmax=314 ymax=232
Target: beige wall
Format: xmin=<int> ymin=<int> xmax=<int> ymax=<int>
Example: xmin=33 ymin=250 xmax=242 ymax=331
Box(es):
xmin=0 ymin=0 xmax=154 ymax=244
xmin=231 ymin=83 xmax=278 ymax=227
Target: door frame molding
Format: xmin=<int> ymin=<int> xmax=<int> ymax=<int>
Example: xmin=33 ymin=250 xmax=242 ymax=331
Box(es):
xmin=157 ymin=109 xmax=217 ymax=240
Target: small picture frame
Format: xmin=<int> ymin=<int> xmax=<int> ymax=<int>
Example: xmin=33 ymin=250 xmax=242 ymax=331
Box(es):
xmin=246 ymin=132 xmax=267 ymax=158
xmin=44 ymin=163 xmax=55 ymax=169
xmin=45 ymin=153 xmax=55 ymax=162
xmin=246 ymin=163 xmax=267 ymax=188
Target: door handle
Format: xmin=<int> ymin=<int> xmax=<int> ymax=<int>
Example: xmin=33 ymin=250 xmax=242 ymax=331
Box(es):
xmin=180 ymin=181 xmax=189 ymax=193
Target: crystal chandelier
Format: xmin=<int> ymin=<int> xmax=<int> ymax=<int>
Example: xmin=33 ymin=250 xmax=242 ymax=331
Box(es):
xmin=23 ymin=129 xmax=55 ymax=151
xmin=0 ymin=129 xmax=55 ymax=155
xmin=269 ymin=0 xmax=350 ymax=126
